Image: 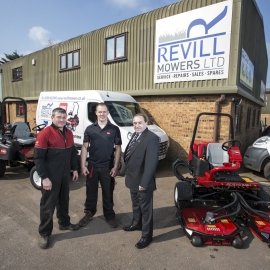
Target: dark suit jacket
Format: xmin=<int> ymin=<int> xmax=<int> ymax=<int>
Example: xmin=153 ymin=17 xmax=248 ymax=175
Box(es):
xmin=124 ymin=128 xmax=159 ymax=192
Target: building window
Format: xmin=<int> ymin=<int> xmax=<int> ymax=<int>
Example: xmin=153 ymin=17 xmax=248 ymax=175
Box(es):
xmin=60 ymin=50 xmax=80 ymax=71
xmin=235 ymin=105 xmax=242 ymax=134
xmin=87 ymin=102 xmax=98 ymax=123
xmin=105 ymin=33 xmax=127 ymax=63
xmin=16 ymin=103 xmax=26 ymax=117
xmin=12 ymin=67 xmax=22 ymax=81
xmin=246 ymin=107 xmax=251 ymax=130
xmin=252 ymin=109 xmax=256 ymax=127
xmin=257 ymin=109 xmax=261 ymax=125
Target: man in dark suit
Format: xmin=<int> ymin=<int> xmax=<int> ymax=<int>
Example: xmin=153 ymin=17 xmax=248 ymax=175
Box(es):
xmin=123 ymin=113 xmax=159 ymax=249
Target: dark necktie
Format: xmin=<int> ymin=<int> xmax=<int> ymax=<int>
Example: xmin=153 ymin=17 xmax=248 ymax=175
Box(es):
xmin=124 ymin=133 xmax=139 ymax=162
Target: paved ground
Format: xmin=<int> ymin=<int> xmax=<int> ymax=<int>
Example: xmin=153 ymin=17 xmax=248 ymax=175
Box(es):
xmin=0 ymin=161 xmax=270 ymax=270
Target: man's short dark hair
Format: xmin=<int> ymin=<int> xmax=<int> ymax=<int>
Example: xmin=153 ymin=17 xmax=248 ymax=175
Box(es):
xmin=95 ymin=103 xmax=108 ymax=111
xmin=134 ymin=113 xmax=148 ymax=123
xmin=52 ymin=107 xmax=67 ymax=116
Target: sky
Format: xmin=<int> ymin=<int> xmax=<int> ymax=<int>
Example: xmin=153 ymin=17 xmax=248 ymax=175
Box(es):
xmin=0 ymin=0 xmax=269 ymax=87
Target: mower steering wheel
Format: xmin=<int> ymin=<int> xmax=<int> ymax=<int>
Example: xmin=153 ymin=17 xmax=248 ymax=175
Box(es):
xmin=32 ymin=124 xmax=47 ymax=132
xmin=222 ymin=139 xmax=241 ymax=151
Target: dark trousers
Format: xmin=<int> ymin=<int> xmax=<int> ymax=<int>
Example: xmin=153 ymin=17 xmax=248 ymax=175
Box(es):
xmin=130 ymin=190 xmax=153 ymax=239
xmin=39 ymin=174 xmax=70 ymax=237
xmin=84 ymin=166 xmax=115 ymax=221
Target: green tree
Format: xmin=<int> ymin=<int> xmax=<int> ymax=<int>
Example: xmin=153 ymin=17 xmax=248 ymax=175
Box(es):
xmin=0 ymin=50 xmax=23 ymax=64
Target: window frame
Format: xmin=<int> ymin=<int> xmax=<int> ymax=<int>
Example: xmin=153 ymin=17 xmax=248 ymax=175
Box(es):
xmin=257 ymin=109 xmax=261 ymax=126
xmin=252 ymin=109 xmax=256 ymax=128
xmin=16 ymin=103 xmax=26 ymax=117
xmin=246 ymin=107 xmax=251 ymax=130
xmin=12 ymin=66 xmax=23 ymax=82
xmin=59 ymin=50 xmax=80 ymax=71
xmin=104 ymin=33 xmax=127 ymax=63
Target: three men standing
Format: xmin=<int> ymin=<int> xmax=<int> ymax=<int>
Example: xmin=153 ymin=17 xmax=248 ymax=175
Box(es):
xmin=35 ymin=105 xmax=158 ymax=250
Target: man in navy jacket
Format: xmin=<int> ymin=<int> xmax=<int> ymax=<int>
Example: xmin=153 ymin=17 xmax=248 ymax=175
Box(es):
xmin=123 ymin=113 xmax=159 ymax=249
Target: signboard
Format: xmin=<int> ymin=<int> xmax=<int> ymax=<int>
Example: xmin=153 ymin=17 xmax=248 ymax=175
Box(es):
xmin=240 ymin=48 xmax=254 ymax=91
xmin=154 ymin=0 xmax=233 ymax=83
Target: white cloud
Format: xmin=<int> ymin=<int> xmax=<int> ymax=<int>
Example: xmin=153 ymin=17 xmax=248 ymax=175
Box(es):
xmin=110 ymin=0 xmax=139 ymax=8
xmin=28 ymin=27 xmax=51 ymax=47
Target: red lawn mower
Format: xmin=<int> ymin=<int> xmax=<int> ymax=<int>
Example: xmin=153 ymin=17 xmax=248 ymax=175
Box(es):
xmin=173 ymin=112 xmax=270 ymax=248
xmin=0 ymin=97 xmax=46 ymax=189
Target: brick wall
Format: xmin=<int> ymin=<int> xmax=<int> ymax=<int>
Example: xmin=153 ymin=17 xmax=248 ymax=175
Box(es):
xmin=5 ymin=96 xmax=261 ymax=161
xmin=261 ymin=114 xmax=270 ymax=127
xmin=136 ymin=95 xmax=261 ymax=161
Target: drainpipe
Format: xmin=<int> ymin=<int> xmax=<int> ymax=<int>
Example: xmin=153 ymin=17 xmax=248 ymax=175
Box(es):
xmin=213 ymin=94 xmax=225 ymax=142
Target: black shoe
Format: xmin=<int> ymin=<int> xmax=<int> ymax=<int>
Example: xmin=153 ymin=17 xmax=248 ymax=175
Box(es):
xmin=79 ymin=211 xmax=93 ymax=227
xmin=107 ymin=219 xmax=118 ymax=228
xmin=39 ymin=235 xmax=49 ymax=249
xmin=135 ymin=237 xmax=152 ymax=249
xmin=123 ymin=225 xmax=142 ymax=231
xmin=59 ymin=223 xmax=80 ymax=231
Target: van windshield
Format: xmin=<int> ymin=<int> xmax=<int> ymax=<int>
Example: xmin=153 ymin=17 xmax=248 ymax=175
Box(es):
xmin=105 ymin=101 xmax=148 ymax=127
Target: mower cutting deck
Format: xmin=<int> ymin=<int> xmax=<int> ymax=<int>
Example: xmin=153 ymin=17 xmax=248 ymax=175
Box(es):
xmin=173 ymin=112 xmax=270 ymax=249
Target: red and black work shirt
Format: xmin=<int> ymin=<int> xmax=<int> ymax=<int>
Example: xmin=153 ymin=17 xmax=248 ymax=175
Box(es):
xmin=34 ymin=124 xmax=77 ymax=180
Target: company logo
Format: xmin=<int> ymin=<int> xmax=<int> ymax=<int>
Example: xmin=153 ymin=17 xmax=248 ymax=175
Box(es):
xmin=73 ymin=134 xmax=81 ymax=139
xmin=206 ymin=226 xmax=220 ymax=231
xmin=41 ymin=103 xmax=53 ymax=117
xmin=154 ymin=0 xmax=233 ymax=83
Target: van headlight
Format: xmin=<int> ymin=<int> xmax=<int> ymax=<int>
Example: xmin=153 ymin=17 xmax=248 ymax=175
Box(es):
xmin=254 ymin=137 xmax=270 ymax=146
xmin=127 ymin=132 xmax=133 ymax=140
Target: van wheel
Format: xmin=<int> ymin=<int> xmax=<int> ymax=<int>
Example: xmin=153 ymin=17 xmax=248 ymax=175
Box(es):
xmin=118 ymin=155 xmax=126 ymax=176
xmin=0 ymin=160 xmax=6 ymax=177
xmin=263 ymin=162 xmax=270 ymax=181
xmin=30 ymin=166 xmax=42 ymax=190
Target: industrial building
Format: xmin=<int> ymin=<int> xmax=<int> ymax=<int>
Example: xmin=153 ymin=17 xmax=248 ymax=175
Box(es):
xmin=0 ymin=0 xmax=268 ymax=160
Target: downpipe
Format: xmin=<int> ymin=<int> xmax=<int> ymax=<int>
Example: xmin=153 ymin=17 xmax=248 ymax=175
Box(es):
xmin=213 ymin=95 xmax=225 ymax=142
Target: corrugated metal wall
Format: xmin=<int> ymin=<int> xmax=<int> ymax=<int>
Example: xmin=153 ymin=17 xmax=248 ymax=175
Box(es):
xmin=0 ymin=0 xmax=267 ymax=103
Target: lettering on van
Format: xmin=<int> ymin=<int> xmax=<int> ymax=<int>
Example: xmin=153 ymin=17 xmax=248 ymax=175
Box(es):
xmin=41 ymin=103 xmax=53 ymax=117
xmin=73 ymin=134 xmax=81 ymax=139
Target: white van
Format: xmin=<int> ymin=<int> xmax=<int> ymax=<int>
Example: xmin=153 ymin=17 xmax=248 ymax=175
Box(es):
xmin=35 ymin=90 xmax=169 ymax=176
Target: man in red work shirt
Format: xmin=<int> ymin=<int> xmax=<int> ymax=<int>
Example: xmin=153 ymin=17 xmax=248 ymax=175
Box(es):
xmin=34 ymin=107 xmax=79 ymax=249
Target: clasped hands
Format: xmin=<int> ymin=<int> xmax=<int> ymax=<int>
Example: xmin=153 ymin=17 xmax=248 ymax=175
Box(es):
xmin=81 ymin=166 xmax=118 ymax=177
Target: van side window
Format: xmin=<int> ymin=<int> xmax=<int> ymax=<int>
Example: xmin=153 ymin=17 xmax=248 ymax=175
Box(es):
xmin=88 ymin=103 xmax=98 ymax=123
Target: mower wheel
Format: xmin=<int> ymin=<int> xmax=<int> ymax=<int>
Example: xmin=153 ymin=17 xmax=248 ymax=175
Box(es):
xmin=263 ymin=162 xmax=270 ymax=181
xmin=232 ymin=237 xmax=243 ymax=249
xmin=191 ymin=236 xmax=203 ymax=247
xmin=258 ymin=184 xmax=270 ymax=201
xmin=0 ymin=160 xmax=6 ymax=177
xmin=174 ymin=181 xmax=193 ymax=209
xmin=30 ymin=166 xmax=42 ymax=190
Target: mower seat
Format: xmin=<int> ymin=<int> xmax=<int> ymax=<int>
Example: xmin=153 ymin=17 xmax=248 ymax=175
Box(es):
xmin=206 ymin=143 xmax=229 ymax=167
xmin=12 ymin=122 xmax=36 ymax=145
